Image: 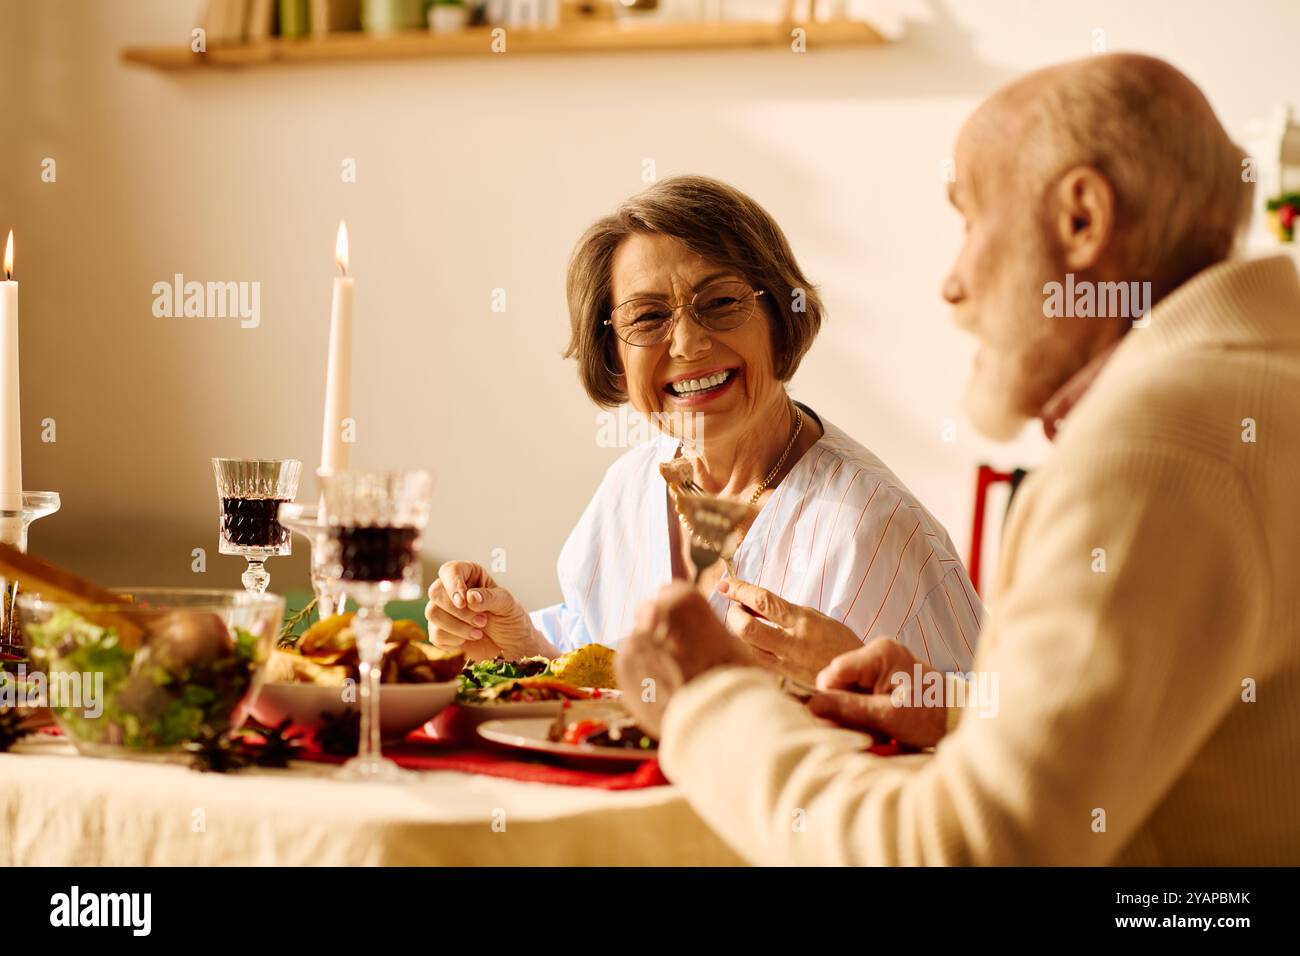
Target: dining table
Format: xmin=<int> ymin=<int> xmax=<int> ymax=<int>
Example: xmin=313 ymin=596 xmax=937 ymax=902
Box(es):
xmin=0 ymin=730 xmax=747 ymax=866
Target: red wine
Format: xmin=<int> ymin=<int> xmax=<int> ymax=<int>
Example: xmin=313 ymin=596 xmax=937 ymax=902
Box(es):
xmin=332 ymin=525 xmax=419 ymax=582
xmin=220 ymin=497 xmax=290 ymax=549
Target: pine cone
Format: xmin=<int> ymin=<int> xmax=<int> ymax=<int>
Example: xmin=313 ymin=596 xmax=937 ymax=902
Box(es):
xmin=315 ymin=710 xmax=360 ymax=757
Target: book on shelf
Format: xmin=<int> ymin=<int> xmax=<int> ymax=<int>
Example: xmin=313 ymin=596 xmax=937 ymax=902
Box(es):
xmin=200 ymin=0 xmax=250 ymax=45
xmin=311 ymin=0 xmax=362 ymax=36
xmin=247 ymin=0 xmax=276 ymax=42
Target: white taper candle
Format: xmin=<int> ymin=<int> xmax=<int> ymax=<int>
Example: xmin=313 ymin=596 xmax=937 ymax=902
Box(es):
xmin=320 ymin=221 xmax=354 ymax=480
xmin=0 ymin=230 xmax=24 ymax=516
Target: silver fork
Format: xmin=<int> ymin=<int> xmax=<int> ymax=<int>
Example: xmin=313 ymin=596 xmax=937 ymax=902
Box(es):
xmin=667 ymin=481 xmax=726 ymax=581
xmin=661 ymin=469 xmax=823 ymax=702
xmin=660 ymin=457 xmax=705 ymax=497
xmin=670 ymin=478 xmax=722 ymax=580
xmin=674 ymin=491 xmax=756 ymax=584
xmin=676 ymin=476 xmax=705 ymax=496
xmin=661 ymin=459 xmax=715 ymax=580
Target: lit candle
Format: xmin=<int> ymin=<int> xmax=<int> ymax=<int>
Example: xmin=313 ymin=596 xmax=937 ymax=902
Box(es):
xmin=0 ymin=230 xmax=22 ymax=517
xmin=319 ymin=221 xmax=353 ymax=481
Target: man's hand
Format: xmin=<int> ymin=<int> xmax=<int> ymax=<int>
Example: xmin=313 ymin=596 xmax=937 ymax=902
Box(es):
xmin=718 ymin=579 xmax=863 ymax=685
xmin=808 ymin=639 xmax=951 ymax=748
xmin=616 ymin=582 xmax=754 ymax=738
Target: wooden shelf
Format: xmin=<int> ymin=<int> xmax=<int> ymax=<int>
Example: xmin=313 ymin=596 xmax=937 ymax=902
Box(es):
xmin=121 ymin=19 xmax=886 ymax=70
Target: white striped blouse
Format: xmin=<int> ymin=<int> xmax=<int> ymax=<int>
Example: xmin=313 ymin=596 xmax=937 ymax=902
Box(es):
xmin=531 ymin=408 xmax=983 ymax=672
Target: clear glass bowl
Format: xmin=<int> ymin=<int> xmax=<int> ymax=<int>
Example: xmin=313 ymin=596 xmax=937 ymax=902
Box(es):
xmin=17 ymin=588 xmax=284 ymax=759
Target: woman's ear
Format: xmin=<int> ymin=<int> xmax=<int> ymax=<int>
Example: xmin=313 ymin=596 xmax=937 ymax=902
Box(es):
xmin=604 ymin=345 xmax=628 ymax=403
xmin=1049 ymin=166 xmax=1117 ymax=272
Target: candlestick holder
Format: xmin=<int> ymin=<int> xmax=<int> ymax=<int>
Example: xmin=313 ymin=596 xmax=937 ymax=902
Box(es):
xmin=0 ymin=490 xmax=61 ymax=661
xmin=277 ymin=502 xmax=348 ymax=621
xmin=212 ymin=459 xmax=302 ymax=595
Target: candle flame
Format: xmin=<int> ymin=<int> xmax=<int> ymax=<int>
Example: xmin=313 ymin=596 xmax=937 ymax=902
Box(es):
xmin=3 ymin=231 xmax=11 ymax=280
xmin=335 ymin=221 xmax=348 ymax=276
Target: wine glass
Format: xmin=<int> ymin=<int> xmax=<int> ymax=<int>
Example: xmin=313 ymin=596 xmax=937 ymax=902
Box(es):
xmin=277 ymin=502 xmax=348 ymax=620
xmin=0 ymin=490 xmax=61 ymax=660
xmin=319 ymin=469 xmax=432 ymax=781
xmin=212 ymin=458 xmax=302 ymax=595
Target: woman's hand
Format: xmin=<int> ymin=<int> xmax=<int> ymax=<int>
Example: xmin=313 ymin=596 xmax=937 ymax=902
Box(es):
xmin=616 ymin=582 xmax=754 ymax=738
xmin=718 ymin=579 xmax=863 ymax=685
xmin=425 ymin=561 xmax=555 ymax=660
xmin=808 ymin=640 xmax=950 ymax=748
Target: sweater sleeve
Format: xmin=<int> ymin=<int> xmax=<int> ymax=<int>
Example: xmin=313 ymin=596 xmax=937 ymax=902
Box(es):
xmin=660 ymin=443 xmax=1267 ymax=865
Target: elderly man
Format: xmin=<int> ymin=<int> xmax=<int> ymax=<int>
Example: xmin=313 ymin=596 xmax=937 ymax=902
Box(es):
xmin=616 ymin=53 xmax=1300 ymax=865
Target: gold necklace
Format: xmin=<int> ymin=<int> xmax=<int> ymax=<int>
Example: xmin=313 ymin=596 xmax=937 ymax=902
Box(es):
xmin=673 ymin=404 xmax=804 ymax=543
xmin=747 ymin=404 xmax=803 ymax=505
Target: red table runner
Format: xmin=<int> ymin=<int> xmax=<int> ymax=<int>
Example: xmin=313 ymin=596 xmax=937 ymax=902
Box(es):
xmin=36 ymin=703 xmax=909 ymax=792
xmin=290 ymin=705 xmax=907 ymax=789
xmin=295 ymin=732 xmax=672 ymax=790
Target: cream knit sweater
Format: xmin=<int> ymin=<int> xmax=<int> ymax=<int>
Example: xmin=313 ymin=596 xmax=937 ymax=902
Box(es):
xmin=661 ymin=255 xmax=1300 ymax=865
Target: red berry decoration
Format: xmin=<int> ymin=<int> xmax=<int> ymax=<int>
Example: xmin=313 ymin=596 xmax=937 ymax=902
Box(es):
xmin=1279 ymin=204 xmax=1297 ymax=230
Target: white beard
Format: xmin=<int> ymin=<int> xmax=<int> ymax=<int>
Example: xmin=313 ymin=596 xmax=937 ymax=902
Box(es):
xmin=963 ymin=368 xmax=1030 ymax=442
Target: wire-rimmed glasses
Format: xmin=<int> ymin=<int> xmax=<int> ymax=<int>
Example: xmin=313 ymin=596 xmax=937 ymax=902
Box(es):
xmin=603 ymin=279 xmax=766 ymax=347
xmin=319 ymin=469 xmax=432 ymax=782
xmin=212 ymin=459 xmax=301 ymax=595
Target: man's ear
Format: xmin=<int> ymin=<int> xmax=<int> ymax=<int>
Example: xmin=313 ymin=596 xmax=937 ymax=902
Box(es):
xmin=1049 ymin=166 xmax=1116 ymax=271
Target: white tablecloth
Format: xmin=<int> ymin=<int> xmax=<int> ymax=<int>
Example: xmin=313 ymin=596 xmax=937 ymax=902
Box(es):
xmin=0 ymin=737 xmax=744 ymax=866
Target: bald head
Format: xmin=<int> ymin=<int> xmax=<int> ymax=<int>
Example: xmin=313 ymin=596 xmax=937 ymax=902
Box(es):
xmin=962 ymin=53 xmax=1252 ymax=293
xmin=943 ymin=54 xmax=1254 ymax=442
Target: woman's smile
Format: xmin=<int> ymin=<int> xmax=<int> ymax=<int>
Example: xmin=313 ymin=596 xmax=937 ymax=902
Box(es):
xmin=661 ymin=366 xmax=742 ymax=407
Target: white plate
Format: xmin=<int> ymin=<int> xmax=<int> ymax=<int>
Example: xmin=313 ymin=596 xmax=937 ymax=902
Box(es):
xmin=456 ymin=699 xmax=565 ymax=725
xmin=476 ymin=716 xmax=657 ymax=766
xmin=249 ymin=680 xmax=458 ymax=740
xmin=455 ymin=688 xmax=622 ymax=726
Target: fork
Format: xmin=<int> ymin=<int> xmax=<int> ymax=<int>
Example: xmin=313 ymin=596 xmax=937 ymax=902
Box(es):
xmin=660 ymin=473 xmax=824 ymax=702
xmin=676 ymin=476 xmax=706 ymax=496
xmin=674 ymin=491 xmax=757 ymax=584
xmin=660 ymin=457 xmax=705 ymax=497
xmin=671 ymin=484 xmax=725 ymax=582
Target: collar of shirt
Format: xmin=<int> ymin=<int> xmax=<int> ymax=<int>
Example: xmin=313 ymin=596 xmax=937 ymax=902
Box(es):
xmin=1039 ymin=338 xmax=1125 ymax=441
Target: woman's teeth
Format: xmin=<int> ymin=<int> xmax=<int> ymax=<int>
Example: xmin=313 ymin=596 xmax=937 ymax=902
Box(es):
xmin=669 ymin=370 xmax=733 ymax=396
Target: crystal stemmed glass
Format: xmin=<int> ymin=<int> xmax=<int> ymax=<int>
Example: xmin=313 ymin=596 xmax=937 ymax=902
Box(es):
xmin=319 ymin=469 xmax=432 ymax=781
xmin=0 ymin=490 xmax=61 ymax=660
xmin=276 ymin=502 xmax=348 ymax=620
xmin=212 ymin=458 xmax=302 ymax=595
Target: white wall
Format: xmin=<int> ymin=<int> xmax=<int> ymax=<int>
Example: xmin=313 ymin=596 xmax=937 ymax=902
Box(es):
xmin=2 ymin=0 xmax=1297 ymax=606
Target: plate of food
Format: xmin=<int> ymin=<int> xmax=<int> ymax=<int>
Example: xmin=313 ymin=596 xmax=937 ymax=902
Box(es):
xmin=249 ymin=613 xmax=464 ymax=741
xmin=476 ymin=699 xmax=657 ymax=766
xmin=454 ymin=644 xmax=620 ymax=726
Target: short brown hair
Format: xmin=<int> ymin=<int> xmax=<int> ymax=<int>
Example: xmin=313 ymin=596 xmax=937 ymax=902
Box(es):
xmin=564 ymin=175 xmax=824 ymax=407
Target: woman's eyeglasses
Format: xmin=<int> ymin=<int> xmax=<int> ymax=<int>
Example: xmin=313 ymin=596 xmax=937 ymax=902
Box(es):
xmin=604 ymin=279 xmax=765 ymax=347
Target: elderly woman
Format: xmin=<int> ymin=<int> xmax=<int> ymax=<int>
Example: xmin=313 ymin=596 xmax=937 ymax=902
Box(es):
xmin=426 ymin=176 xmax=982 ymax=682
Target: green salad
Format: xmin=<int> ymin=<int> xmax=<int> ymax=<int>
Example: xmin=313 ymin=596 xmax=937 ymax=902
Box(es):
xmin=24 ymin=607 xmax=262 ymax=750
xmin=457 ymin=656 xmax=552 ymax=702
